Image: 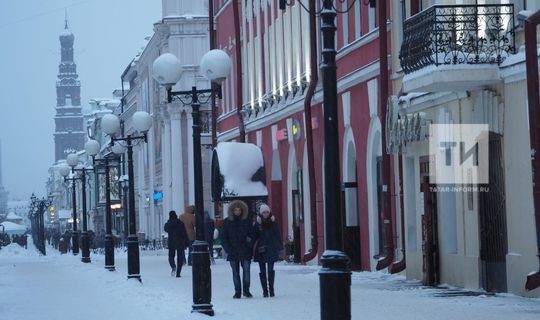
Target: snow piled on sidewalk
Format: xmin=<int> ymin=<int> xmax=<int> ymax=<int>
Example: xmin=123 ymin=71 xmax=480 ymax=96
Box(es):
xmin=1 ymin=249 xmax=539 ymax=320
xmin=0 ymin=243 xmax=38 ymax=258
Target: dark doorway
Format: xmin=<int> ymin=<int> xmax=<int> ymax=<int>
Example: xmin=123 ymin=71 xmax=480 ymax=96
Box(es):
xmin=375 ymin=156 xmax=385 ymax=257
xmin=291 ymin=189 xmax=302 ymax=263
xmin=341 ymin=181 xmax=362 ymax=270
xmin=479 ymin=134 xmax=508 ymax=292
xmin=420 ymin=156 xmax=439 ymax=286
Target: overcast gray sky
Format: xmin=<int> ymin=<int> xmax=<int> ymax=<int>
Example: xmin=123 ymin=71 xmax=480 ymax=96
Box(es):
xmin=0 ymin=0 xmax=161 ymax=200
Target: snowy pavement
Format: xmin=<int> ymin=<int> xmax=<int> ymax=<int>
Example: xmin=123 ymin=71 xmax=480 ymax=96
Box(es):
xmin=1 ymin=243 xmax=539 ymax=320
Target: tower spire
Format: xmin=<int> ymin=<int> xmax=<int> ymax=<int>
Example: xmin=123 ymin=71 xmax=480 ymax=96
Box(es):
xmin=65 ymin=8 xmax=68 ymax=29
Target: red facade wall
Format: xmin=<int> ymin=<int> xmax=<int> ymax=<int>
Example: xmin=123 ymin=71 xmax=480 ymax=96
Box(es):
xmin=214 ymin=0 xmax=392 ymax=270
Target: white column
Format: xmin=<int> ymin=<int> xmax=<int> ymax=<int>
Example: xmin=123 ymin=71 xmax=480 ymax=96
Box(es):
xmin=187 ymin=111 xmax=195 ymax=205
xmin=136 ymin=144 xmax=145 ymax=235
xmin=147 ymin=120 xmax=155 ymax=239
xmin=162 ymin=109 xmax=173 ymax=216
xmin=169 ymin=105 xmax=185 ymax=212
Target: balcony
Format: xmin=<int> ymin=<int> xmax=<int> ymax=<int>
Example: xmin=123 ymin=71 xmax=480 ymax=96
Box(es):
xmin=399 ymin=4 xmax=515 ymax=92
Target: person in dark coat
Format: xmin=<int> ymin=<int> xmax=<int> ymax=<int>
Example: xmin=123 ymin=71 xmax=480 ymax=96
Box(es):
xmin=63 ymin=230 xmax=72 ymax=252
xmin=204 ymin=211 xmax=216 ymax=264
xmin=164 ymin=210 xmax=189 ymax=277
xmin=221 ymin=200 xmax=256 ymax=298
xmin=254 ymin=203 xmax=283 ymax=297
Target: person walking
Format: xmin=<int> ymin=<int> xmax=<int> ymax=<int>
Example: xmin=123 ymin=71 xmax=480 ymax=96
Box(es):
xmin=179 ymin=205 xmax=196 ymax=265
xmin=63 ymin=230 xmax=72 ymax=252
xmin=164 ymin=210 xmax=189 ymax=277
xmin=254 ymin=204 xmax=283 ymax=297
xmin=221 ymin=200 xmax=256 ymax=298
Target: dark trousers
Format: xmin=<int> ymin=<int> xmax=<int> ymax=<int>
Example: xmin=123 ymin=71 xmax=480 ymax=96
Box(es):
xmin=258 ymin=261 xmax=275 ymax=275
xmin=168 ymin=247 xmax=184 ymax=274
xmin=230 ymin=260 xmax=251 ymax=293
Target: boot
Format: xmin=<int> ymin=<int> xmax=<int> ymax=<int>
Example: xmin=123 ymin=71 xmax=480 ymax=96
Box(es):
xmin=268 ymin=271 xmax=275 ymax=297
xmin=259 ymin=272 xmax=269 ymax=297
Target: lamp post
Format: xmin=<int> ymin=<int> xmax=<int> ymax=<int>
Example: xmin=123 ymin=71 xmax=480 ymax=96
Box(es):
xmin=319 ymin=1 xmax=351 ymax=319
xmin=59 ymin=162 xmax=80 ymax=255
xmin=61 ymin=153 xmax=93 ymax=262
xmin=86 ymin=139 xmax=119 ymax=271
xmin=153 ymin=49 xmax=231 ymax=316
xmin=119 ymin=175 xmax=129 ymax=242
xmin=29 ymin=193 xmax=53 ymax=255
xmin=101 ymin=111 xmax=152 ymax=281
xmin=276 ymin=1 xmax=352 ymax=317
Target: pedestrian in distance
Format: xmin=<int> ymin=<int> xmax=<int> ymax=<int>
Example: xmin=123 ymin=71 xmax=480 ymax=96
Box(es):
xmin=164 ymin=210 xmax=189 ymax=277
xmin=179 ymin=205 xmax=196 ymax=265
xmin=221 ymin=200 xmax=257 ymax=298
xmin=63 ymin=230 xmax=72 ymax=252
xmin=254 ymin=203 xmax=283 ymax=297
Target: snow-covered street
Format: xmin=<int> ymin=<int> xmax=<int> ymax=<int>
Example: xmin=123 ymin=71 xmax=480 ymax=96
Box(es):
xmin=1 ymin=244 xmax=539 ymax=320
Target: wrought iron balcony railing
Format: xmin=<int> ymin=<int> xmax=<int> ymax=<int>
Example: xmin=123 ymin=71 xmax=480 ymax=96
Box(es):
xmin=399 ymin=4 xmax=515 ymax=74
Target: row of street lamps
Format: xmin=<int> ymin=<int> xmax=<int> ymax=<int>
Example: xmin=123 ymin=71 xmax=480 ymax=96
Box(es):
xmin=29 ymin=193 xmax=54 ymax=255
xmin=55 ymin=48 xmax=229 ymax=316
xmin=59 ymin=110 xmax=152 ymax=279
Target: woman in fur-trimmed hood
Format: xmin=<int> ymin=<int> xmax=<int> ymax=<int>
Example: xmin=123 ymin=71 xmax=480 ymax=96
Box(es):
xmin=225 ymin=199 xmax=249 ymax=221
xmin=221 ymin=200 xmax=257 ymax=298
xmin=253 ymin=203 xmax=283 ymax=297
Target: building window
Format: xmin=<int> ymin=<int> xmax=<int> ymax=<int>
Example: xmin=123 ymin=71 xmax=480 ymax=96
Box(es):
xmin=368 ymin=2 xmax=376 ymax=31
xmin=355 ymin=0 xmax=362 ymax=39
xmin=342 ymin=0 xmax=349 ymax=46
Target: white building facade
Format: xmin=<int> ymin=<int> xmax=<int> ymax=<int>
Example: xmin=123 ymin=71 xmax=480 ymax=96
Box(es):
xmin=118 ymin=0 xmax=213 ymax=242
xmin=391 ymin=0 xmax=540 ymax=297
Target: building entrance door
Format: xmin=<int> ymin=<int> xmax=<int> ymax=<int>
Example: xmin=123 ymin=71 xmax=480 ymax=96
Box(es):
xmin=479 ymin=134 xmax=508 ymax=292
xmin=341 ymin=181 xmax=361 ymax=270
xmin=420 ymin=156 xmax=439 ymax=286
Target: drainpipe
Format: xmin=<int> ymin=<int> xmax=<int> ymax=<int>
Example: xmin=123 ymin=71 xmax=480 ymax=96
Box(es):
xmin=209 ymin=0 xmax=222 ymax=221
xmin=389 ymin=155 xmax=406 ymax=273
xmin=210 ymin=0 xmax=217 ymax=148
xmin=302 ymin=0 xmax=319 ymax=263
xmin=376 ymin=0 xmax=395 ymax=271
xmin=525 ymin=9 xmax=540 ymax=291
xmin=232 ymin=0 xmax=246 ymax=142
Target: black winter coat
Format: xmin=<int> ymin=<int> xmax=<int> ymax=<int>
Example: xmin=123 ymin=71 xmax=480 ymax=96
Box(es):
xmin=221 ymin=217 xmax=257 ymax=261
xmin=254 ymin=218 xmax=283 ymax=263
xmin=164 ymin=218 xmax=189 ymax=250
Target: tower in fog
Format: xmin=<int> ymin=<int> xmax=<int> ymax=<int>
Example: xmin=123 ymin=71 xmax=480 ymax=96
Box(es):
xmin=53 ymin=19 xmax=85 ymax=162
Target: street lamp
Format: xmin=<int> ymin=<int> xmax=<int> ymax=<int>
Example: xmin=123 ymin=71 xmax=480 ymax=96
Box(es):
xmin=318 ymin=2 xmax=351 ymax=320
xmin=279 ymin=1 xmax=352 ymax=318
xmin=101 ymin=111 xmax=152 ymax=281
xmin=86 ymin=139 xmax=119 ymax=271
xmin=59 ymin=160 xmax=80 ymax=256
xmin=61 ymin=153 xmax=93 ymax=263
xmin=153 ymin=49 xmax=231 ymax=317
xmin=29 ymin=193 xmax=54 ymax=255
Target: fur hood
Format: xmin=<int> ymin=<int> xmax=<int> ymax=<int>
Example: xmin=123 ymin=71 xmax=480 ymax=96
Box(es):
xmin=226 ymin=200 xmax=249 ymax=221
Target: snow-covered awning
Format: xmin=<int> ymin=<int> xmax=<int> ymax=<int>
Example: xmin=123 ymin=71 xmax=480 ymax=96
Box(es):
xmin=0 ymin=221 xmax=26 ymax=235
xmin=212 ymin=142 xmax=268 ymax=201
xmin=6 ymin=212 xmax=23 ymax=221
